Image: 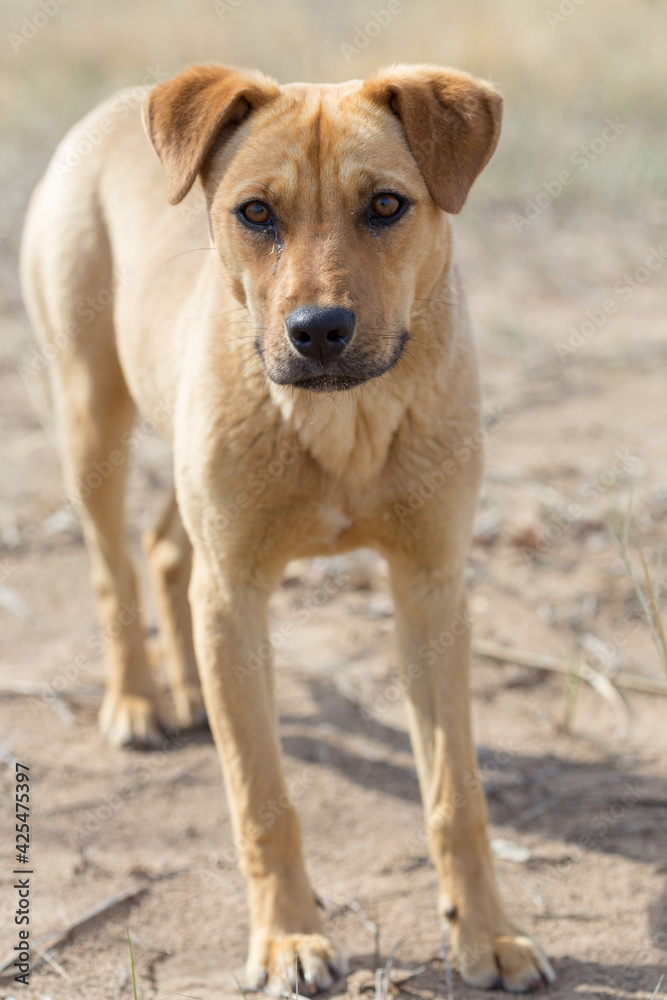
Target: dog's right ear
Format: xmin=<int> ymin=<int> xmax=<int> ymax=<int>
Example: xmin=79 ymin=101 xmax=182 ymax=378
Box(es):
xmin=143 ymin=65 xmax=280 ymax=205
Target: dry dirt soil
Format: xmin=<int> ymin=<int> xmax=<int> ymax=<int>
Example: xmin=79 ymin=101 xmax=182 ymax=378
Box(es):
xmin=1 ymin=91 xmax=667 ymax=1000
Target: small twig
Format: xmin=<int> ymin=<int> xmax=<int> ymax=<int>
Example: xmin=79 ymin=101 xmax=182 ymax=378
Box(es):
xmin=0 ymin=879 xmax=150 ymax=978
xmin=649 ymin=974 xmax=663 ymax=1000
xmin=375 ymin=966 xmax=384 ymax=1000
xmin=473 ymin=639 xmax=667 ymax=695
xmin=33 ymin=943 xmax=70 ymax=980
xmin=379 ymin=938 xmax=404 ymax=1000
xmin=474 ymin=639 xmax=630 ymax=735
xmin=346 ymin=898 xmax=379 ymax=936
xmin=0 ymin=680 xmax=102 ymax=699
xmin=440 ymin=934 xmax=455 ymax=1000
xmin=391 ymin=965 xmax=428 ymax=987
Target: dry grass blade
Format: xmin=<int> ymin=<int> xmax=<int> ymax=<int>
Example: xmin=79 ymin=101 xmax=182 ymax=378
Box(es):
xmin=232 ymin=974 xmax=248 ymax=1000
xmin=638 ymin=546 xmax=667 ymax=677
xmin=578 ymin=662 xmax=629 ymax=737
xmin=608 ymin=488 xmax=667 ymax=677
xmin=127 ymin=930 xmax=138 ymax=1000
xmin=564 ymin=640 xmax=581 ymax=732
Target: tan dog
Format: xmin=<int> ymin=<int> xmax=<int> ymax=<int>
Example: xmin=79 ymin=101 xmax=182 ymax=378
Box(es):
xmin=21 ymin=63 xmax=555 ymax=993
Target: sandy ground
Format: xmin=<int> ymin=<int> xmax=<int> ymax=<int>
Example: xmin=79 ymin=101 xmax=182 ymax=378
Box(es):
xmin=1 ymin=67 xmax=667 ymax=1000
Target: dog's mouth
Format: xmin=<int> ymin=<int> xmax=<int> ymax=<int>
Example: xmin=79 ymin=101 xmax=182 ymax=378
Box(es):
xmin=257 ymin=330 xmax=409 ymax=393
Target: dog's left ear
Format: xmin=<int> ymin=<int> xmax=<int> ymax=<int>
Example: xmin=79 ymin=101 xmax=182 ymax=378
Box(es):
xmin=361 ymin=65 xmax=502 ymax=214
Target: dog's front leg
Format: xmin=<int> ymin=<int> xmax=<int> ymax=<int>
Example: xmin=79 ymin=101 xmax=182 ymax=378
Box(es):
xmin=188 ymin=548 xmax=346 ymax=994
xmin=388 ymin=557 xmax=555 ymax=992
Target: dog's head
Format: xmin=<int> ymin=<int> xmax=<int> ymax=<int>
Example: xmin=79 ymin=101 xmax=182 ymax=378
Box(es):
xmin=144 ymin=64 xmax=502 ymax=391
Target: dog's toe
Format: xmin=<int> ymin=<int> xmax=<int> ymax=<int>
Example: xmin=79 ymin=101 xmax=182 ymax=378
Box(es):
xmin=459 ymin=932 xmax=556 ymax=993
xmin=99 ymin=694 xmax=163 ymax=748
xmin=250 ymin=932 xmax=347 ymax=996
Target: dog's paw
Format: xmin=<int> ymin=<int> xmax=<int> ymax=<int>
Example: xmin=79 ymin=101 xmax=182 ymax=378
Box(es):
xmin=99 ymin=693 xmax=163 ymax=748
xmin=457 ymin=931 xmax=555 ymax=992
xmin=172 ymin=681 xmax=208 ymax=730
xmin=248 ymin=932 xmax=348 ymax=995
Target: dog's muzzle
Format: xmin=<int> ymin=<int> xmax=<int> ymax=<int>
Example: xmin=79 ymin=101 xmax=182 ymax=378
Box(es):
xmin=259 ymin=306 xmax=408 ymax=392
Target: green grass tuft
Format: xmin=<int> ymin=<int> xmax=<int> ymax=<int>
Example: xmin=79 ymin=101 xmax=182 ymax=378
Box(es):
xmin=127 ymin=929 xmax=138 ymax=1000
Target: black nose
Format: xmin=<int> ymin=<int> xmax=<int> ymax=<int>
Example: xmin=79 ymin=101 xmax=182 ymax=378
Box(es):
xmin=286 ymin=306 xmax=356 ymax=362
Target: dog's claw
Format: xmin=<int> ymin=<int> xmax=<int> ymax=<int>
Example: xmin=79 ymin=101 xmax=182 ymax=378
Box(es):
xmin=457 ymin=932 xmax=556 ymax=993
xmin=250 ymin=933 xmax=347 ymax=996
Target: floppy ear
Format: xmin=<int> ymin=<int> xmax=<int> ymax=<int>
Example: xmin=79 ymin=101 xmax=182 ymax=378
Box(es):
xmin=143 ymin=64 xmax=280 ymax=204
xmin=361 ymin=64 xmax=502 ymax=214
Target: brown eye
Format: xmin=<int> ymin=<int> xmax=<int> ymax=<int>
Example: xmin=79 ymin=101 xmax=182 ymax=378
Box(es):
xmin=242 ymin=201 xmax=271 ymax=225
xmin=372 ymin=193 xmax=403 ymax=219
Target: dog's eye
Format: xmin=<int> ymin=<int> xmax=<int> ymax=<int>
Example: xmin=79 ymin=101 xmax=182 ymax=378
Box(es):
xmin=242 ymin=201 xmax=272 ymax=225
xmin=371 ymin=193 xmax=403 ymax=220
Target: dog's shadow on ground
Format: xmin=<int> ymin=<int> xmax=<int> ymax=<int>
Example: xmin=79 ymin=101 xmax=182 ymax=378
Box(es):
xmin=280 ymin=675 xmax=667 ymax=960
xmin=281 ymin=675 xmax=667 ymax=856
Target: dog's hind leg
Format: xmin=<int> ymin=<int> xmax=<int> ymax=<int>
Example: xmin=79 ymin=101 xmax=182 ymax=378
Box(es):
xmin=143 ymin=490 xmax=206 ymax=730
xmin=21 ymin=184 xmax=162 ymax=748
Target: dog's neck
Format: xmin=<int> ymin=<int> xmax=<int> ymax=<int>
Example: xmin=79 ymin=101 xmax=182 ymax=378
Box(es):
xmin=268 ymin=374 xmax=415 ymax=482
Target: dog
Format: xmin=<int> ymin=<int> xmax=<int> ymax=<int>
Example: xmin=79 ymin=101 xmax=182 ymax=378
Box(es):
xmin=21 ymin=63 xmax=556 ymax=993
